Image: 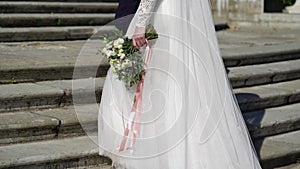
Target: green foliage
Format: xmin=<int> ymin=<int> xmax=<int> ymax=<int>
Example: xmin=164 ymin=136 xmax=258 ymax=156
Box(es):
xmin=88 ymin=20 xmax=94 ymax=25
xmin=55 ymin=18 xmax=62 ymax=26
xmin=11 ymin=78 xmax=17 ymax=84
xmin=145 ymin=24 xmax=159 ymax=40
xmin=280 ymin=0 xmax=296 ymax=5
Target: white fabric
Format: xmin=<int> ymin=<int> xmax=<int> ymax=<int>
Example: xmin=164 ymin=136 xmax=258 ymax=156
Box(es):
xmin=135 ymin=0 xmax=156 ymax=27
xmin=98 ymin=0 xmax=262 ymax=168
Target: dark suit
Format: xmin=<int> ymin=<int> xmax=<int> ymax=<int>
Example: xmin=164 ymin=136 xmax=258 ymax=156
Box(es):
xmin=114 ymin=0 xmax=141 ymax=33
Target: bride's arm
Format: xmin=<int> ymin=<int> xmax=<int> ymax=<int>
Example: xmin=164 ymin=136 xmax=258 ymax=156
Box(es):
xmin=132 ymin=0 xmax=157 ymax=49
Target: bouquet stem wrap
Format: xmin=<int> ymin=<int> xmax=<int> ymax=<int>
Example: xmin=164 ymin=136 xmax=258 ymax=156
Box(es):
xmin=118 ymin=40 xmax=152 ymax=153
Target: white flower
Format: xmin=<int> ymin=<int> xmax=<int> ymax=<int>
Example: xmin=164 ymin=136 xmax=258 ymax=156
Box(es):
xmin=111 ymin=50 xmax=116 ymax=56
xmin=102 ymin=48 xmax=107 ymax=53
xmin=113 ymin=40 xmax=119 ymax=48
xmin=116 ymin=63 xmax=122 ymax=69
xmin=106 ymin=41 xmax=113 ymax=49
xmin=106 ymin=50 xmax=114 ymax=57
xmin=117 ymin=38 xmax=124 ymax=44
xmin=106 ymin=44 xmax=112 ymax=49
xmin=117 ymin=45 xmax=123 ymax=49
xmin=118 ymin=53 xmax=125 ymax=59
xmin=103 ymin=37 xmax=108 ymax=44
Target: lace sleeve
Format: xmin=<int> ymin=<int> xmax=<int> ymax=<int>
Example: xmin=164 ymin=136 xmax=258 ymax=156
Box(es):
xmin=135 ymin=0 xmax=157 ymax=28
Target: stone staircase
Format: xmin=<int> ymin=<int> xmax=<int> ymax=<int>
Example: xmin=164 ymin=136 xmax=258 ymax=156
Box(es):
xmin=0 ymin=1 xmax=117 ymax=42
xmin=0 ymin=1 xmax=300 ymax=169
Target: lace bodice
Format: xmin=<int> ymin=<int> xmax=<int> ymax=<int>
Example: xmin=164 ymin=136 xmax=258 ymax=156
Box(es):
xmin=136 ymin=0 xmax=157 ymax=27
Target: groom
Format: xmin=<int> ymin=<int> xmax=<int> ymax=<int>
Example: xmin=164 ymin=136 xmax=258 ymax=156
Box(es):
xmin=114 ymin=0 xmax=141 ymax=33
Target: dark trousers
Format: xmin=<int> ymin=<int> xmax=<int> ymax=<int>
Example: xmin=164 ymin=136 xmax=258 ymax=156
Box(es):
xmin=114 ymin=0 xmax=141 ymax=33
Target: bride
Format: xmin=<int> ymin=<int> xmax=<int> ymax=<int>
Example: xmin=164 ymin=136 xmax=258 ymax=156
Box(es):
xmin=98 ymin=0 xmax=262 ymax=168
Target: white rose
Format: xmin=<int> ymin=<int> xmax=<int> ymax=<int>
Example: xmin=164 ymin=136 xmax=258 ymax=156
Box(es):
xmin=117 ymin=38 xmax=125 ymax=44
xmin=106 ymin=50 xmax=114 ymax=57
xmin=113 ymin=40 xmax=119 ymax=48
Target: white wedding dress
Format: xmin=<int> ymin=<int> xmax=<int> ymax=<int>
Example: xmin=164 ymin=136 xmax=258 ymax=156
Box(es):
xmin=98 ymin=0 xmax=262 ymax=168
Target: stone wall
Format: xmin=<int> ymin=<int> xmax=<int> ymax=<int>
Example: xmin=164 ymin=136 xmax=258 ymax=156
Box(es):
xmin=211 ymin=0 xmax=300 ymax=27
xmin=211 ymin=0 xmax=264 ymax=24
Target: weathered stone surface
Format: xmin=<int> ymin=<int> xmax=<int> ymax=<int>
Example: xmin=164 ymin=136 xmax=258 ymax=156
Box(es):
xmin=0 ymin=78 xmax=106 ymax=111
xmin=1 ymin=130 xmax=299 ymax=169
xmin=36 ymin=78 xmax=105 ymax=105
xmin=2 ymin=0 xmax=116 ymax=1
xmin=222 ymin=42 xmax=300 ymax=67
xmin=228 ymin=59 xmax=300 ymax=87
xmin=234 ymin=80 xmax=300 ymax=112
xmin=0 ymin=136 xmax=111 ymax=169
xmin=1 ymin=99 xmax=300 ymax=146
xmin=0 ymin=104 xmax=99 ymax=145
xmin=0 ymin=25 xmax=115 ymax=42
xmin=0 ymin=83 xmax=64 ymax=112
xmin=0 ymin=2 xmax=118 ymax=13
xmin=256 ymin=130 xmax=300 ymax=169
xmin=69 ymin=164 xmax=113 ymax=169
xmin=244 ymin=103 xmax=300 ymax=138
xmin=0 ymin=43 xmax=299 ymax=87
xmin=273 ymin=79 xmax=300 ymax=104
xmin=230 ymin=13 xmax=300 ymax=27
xmin=0 ymin=26 xmax=98 ymax=42
xmin=0 ymin=40 xmax=109 ymax=83
xmin=0 ymin=13 xmax=115 ymax=27
xmin=0 ymin=77 xmax=299 ymax=113
xmin=0 ymin=111 xmax=59 ymax=145
xmin=275 ymin=163 xmax=300 ymax=169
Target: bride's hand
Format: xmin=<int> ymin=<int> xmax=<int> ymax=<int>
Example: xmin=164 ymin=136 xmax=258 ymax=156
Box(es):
xmin=132 ymin=26 xmax=146 ymax=49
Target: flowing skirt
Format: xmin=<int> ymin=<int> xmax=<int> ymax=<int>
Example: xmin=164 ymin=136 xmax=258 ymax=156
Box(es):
xmin=98 ymin=0 xmax=262 ymax=168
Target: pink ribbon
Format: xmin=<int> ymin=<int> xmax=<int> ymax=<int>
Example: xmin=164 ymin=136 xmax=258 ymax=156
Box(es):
xmin=119 ymin=40 xmax=152 ymax=152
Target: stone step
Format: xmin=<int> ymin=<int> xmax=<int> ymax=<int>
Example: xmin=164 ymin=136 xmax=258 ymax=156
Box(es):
xmin=244 ymin=102 xmax=300 ymax=139
xmin=0 ymin=13 xmax=115 ymax=27
xmin=275 ymin=163 xmax=300 ymax=169
xmin=68 ymin=165 xmax=112 ymax=169
xmin=0 ymin=129 xmax=299 ymax=169
xmin=0 ymin=26 xmax=114 ymax=42
xmin=0 ymin=2 xmax=118 ymax=13
xmin=0 ymin=136 xmax=112 ymax=169
xmin=1 ymin=101 xmax=299 ymax=145
xmin=0 ymin=40 xmax=299 ymax=85
xmin=222 ymin=41 xmax=300 ymax=67
xmin=229 ymin=58 xmax=300 ymax=88
xmin=0 ymin=105 xmax=97 ymax=145
xmin=235 ymin=79 xmax=300 ymax=112
xmin=230 ymin=13 xmax=300 ymax=28
xmin=0 ymin=21 xmax=227 ymax=42
xmin=0 ymin=78 xmax=105 ymax=112
xmin=1 ymin=0 xmax=117 ymax=2
xmin=256 ymin=130 xmax=300 ymax=169
xmin=0 ymin=40 xmax=109 ymax=84
xmin=0 ymin=77 xmax=299 ymax=112
xmin=2 ymin=56 xmax=299 ymax=89
xmin=2 ymin=56 xmax=300 ymax=88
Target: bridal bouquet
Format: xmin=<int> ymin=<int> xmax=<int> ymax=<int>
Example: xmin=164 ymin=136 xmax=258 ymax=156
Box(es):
xmin=101 ymin=24 xmax=158 ymax=90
